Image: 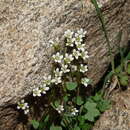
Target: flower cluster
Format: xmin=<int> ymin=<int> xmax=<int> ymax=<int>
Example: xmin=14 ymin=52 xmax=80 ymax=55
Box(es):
xmin=51 ymin=29 xmax=89 ymax=66
xmin=64 ymin=29 xmax=89 ymax=61
xmin=17 ymin=100 xmax=29 ymax=114
xmin=33 ymin=84 xmax=50 ymax=97
xmin=17 ymin=29 xmax=91 ymax=117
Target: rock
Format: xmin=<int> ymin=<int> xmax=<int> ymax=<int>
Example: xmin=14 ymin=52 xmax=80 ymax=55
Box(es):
xmin=127 ymin=0 xmax=130 ymax=40
xmin=0 ymin=0 xmax=129 ymax=129
xmin=93 ymin=88 xmax=130 ymax=130
xmin=0 ymin=106 xmax=19 ymax=130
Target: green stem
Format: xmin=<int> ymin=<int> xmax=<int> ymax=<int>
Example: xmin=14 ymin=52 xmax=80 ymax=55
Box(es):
xmin=117 ymin=31 xmax=124 ymax=72
xmin=91 ymin=0 xmax=115 ymax=72
xmin=76 ymin=69 xmax=81 ymax=97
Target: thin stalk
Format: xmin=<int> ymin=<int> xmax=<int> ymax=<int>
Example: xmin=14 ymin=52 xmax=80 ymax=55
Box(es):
xmin=77 ymin=71 xmax=81 ymax=96
xmin=116 ymin=31 xmax=124 ymax=72
xmin=91 ymin=0 xmax=115 ymax=72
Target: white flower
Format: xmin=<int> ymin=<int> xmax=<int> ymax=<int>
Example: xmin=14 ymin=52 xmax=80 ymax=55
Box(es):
xmin=76 ymin=43 xmax=85 ymax=52
xmin=74 ymin=28 xmax=87 ymax=44
xmin=64 ymin=53 xmax=74 ymax=64
xmin=21 ymin=99 xmax=25 ymax=104
xmin=49 ymin=40 xmax=55 ymax=47
xmin=71 ymin=107 xmax=79 ymax=116
xmin=52 ymin=68 xmax=62 ymax=84
xmin=17 ymin=106 xmax=20 ymax=109
xmin=77 ymin=28 xmax=87 ymax=38
xmin=49 ymin=38 xmax=59 ymax=47
xmin=97 ymin=1 xmax=103 ymax=8
xmin=80 ymin=64 xmax=88 ymax=73
xmin=64 ymin=29 xmax=74 ymax=38
xmin=17 ymin=100 xmax=29 ymax=110
xmin=40 ymin=84 xmax=50 ymax=94
xmin=61 ymin=64 xmax=70 ymax=73
xmin=33 ymin=87 xmax=42 ymax=97
xmin=75 ymin=33 xmax=83 ymax=43
xmin=17 ymin=100 xmax=29 ymax=114
xmin=17 ymin=100 xmax=23 ymax=109
xmin=43 ymin=75 xmax=52 ymax=85
xmin=56 ymin=105 xmax=64 ymax=114
xmin=52 ymin=77 xmax=62 ymax=85
xmin=66 ymin=37 xmax=75 ymax=47
xmin=54 ymin=68 xmax=63 ymax=77
xmin=49 ymin=37 xmax=59 ymax=47
xmin=72 ymin=49 xmax=81 ymax=59
xmin=71 ymin=65 xmax=77 ymax=72
xmin=24 ymin=109 xmax=29 ymax=114
xmin=80 ymin=51 xmax=89 ymax=60
xmin=52 ymin=52 xmax=63 ymax=63
xmin=81 ymin=78 xmax=90 ymax=87
xmin=22 ymin=102 xmax=28 ymax=110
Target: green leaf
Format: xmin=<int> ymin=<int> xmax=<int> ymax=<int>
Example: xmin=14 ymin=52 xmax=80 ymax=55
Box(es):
xmin=91 ymin=93 xmax=111 ymax=112
xmin=79 ymin=105 xmax=84 ymax=115
xmin=63 ymin=95 xmax=69 ymax=102
xmin=38 ymin=115 xmax=50 ymax=129
xmin=54 ymin=101 xmax=60 ymax=108
xmin=84 ymin=101 xmax=100 ymax=122
xmin=39 ymin=122 xmax=45 ymax=130
xmin=78 ymin=116 xmax=85 ymax=126
xmin=92 ymin=93 xmax=102 ymax=102
xmin=76 ymin=96 xmax=84 ymax=106
xmin=51 ymin=102 xmax=56 ymax=109
xmin=44 ymin=115 xmax=50 ymax=122
xmin=84 ymin=101 xmax=97 ymax=110
xmin=31 ymin=120 xmax=39 ymax=129
xmin=74 ymin=126 xmax=80 ymax=130
xmin=127 ymin=63 xmax=130 ymax=74
xmin=119 ymin=74 xmax=129 ymax=86
xmin=66 ymin=82 xmax=77 ymax=91
xmin=84 ymin=108 xmax=100 ymax=122
xmin=50 ymin=125 xmax=62 ymax=130
xmin=115 ymin=66 xmax=122 ymax=73
xmin=81 ymin=123 xmax=93 ymax=130
xmin=61 ymin=116 xmax=72 ymax=128
xmin=97 ymin=100 xmax=111 ymax=112
xmin=51 ymin=100 xmax=60 ymax=109
xmin=61 ymin=120 xmax=66 ymax=127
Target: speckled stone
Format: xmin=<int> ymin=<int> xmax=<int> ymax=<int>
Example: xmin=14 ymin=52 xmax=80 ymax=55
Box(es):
xmin=93 ymin=88 xmax=130 ymax=130
xmin=0 ymin=0 xmax=129 ymax=129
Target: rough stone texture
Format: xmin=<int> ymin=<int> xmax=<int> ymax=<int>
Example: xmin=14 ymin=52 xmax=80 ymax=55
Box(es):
xmin=0 ymin=106 xmax=19 ymax=130
xmin=0 ymin=0 xmax=129 ymax=129
xmin=93 ymin=88 xmax=130 ymax=130
xmin=127 ymin=0 xmax=130 ymax=40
